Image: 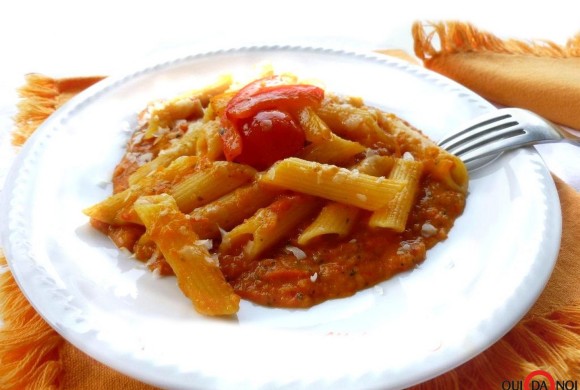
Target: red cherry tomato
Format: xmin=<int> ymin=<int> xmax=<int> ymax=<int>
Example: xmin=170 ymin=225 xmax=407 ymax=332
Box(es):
xmin=220 ymin=76 xmax=324 ymax=168
xmin=234 ymin=110 xmax=305 ymax=170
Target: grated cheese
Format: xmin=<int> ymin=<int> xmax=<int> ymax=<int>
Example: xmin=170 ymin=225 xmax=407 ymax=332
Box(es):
xmin=421 ymin=223 xmax=438 ymax=237
xmin=145 ymin=250 xmax=160 ymax=266
xmin=397 ymin=242 xmax=412 ymax=255
xmin=151 ymin=267 xmax=162 ymax=279
xmin=285 ymin=245 xmax=306 ymax=260
xmin=204 ymin=255 xmax=219 ymax=266
xmin=195 ymin=239 xmax=214 ymax=251
xmin=356 ymin=193 xmax=367 ymax=202
xmin=344 ymin=114 xmax=363 ymax=129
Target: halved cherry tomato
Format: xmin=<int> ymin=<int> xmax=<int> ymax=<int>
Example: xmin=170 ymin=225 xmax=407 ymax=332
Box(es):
xmin=234 ymin=110 xmax=305 ymax=170
xmin=220 ymin=76 xmax=325 ymax=168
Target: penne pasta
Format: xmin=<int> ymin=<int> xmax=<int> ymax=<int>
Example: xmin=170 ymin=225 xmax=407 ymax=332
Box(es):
xmin=355 ymin=155 xmax=396 ymax=176
xmin=220 ymin=194 xmax=319 ymax=260
xmin=316 ymin=97 xmax=398 ymax=152
xmin=133 ymin=194 xmax=239 ymax=315
xmin=129 ymin=119 xmax=219 ymax=186
xmin=206 ymin=91 xmax=237 ymax=121
xmin=295 ymin=149 xmax=391 ymax=245
xmin=190 ymin=182 xmax=281 ymax=239
xmin=143 ymin=74 xmax=233 ymax=139
xmin=170 ymin=161 xmax=256 ymax=213
xmin=132 ymin=231 xmax=156 ymax=261
xmin=86 ymin=158 xmax=255 ymax=225
xmin=376 ymin=112 xmax=468 ymax=194
xmin=369 ymin=158 xmax=423 ymax=231
xmin=297 ymin=202 xmax=359 ymax=245
xmin=297 ymin=106 xmax=333 ymax=144
xmin=84 ymin=156 xmax=199 ymax=225
xmin=427 ymin=154 xmax=469 ymax=193
xmin=298 ymin=134 xmax=366 ymax=166
xmin=260 ymin=157 xmax=405 ymax=211
xmin=193 ymin=120 xmax=224 ymax=162
xmin=88 ymin=70 xmax=469 ymax=313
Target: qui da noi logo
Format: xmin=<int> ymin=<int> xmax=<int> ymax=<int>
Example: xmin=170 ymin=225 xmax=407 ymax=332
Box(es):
xmin=501 ymin=370 xmax=578 ymax=390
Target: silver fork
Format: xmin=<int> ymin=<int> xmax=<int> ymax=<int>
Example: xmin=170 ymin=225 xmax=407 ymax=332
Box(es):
xmin=438 ymin=108 xmax=580 ymax=170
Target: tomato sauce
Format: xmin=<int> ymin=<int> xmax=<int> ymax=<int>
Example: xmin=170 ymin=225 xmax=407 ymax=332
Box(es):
xmin=219 ymin=177 xmax=465 ymax=308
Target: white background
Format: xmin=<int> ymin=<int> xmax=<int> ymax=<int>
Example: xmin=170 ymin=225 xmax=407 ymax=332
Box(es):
xmin=1 ymin=0 xmax=579 ymax=190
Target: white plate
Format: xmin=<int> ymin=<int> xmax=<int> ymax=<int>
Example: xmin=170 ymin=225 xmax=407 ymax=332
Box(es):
xmin=0 ymin=46 xmax=561 ymax=389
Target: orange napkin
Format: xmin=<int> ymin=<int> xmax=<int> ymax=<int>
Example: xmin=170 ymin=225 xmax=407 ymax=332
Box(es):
xmin=412 ymin=21 xmax=580 ymax=130
xmin=1 ymin=25 xmax=580 ymax=388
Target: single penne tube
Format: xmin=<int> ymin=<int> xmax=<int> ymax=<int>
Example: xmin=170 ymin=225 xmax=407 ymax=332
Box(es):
xmin=355 ymin=155 xmax=396 ymax=176
xmin=206 ymin=91 xmax=237 ymax=120
xmin=190 ymin=182 xmax=281 ymax=239
xmin=84 ymin=156 xmax=199 ymax=225
xmin=170 ymin=161 xmax=256 ymax=213
xmin=297 ymin=106 xmax=333 ymax=144
xmin=192 ymin=119 xmax=223 ymax=162
xmin=143 ymin=74 xmax=233 ymax=139
xmin=260 ymin=157 xmax=405 ymax=211
xmin=297 ymin=202 xmax=359 ymax=245
xmin=369 ymin=158 xmax=423 ymax=231
xmin=298 ymin=133 xmax=366 ymax=165
xmin=427 ymin=154 xmax=469 ymax=194
xmin=219 ymin=194 xmax=319 ymax=260
xmin=88 ymin=217 xmax=145 ymax=252
xmin=143 ymin=98 xmax=204 ymax=140
xmin=105 ymin=224 xmax=145 ymax=252
xmin=376 ymin=112 xmax=433 ymax=159
xmin=132 ymin=231 xmax=157 ymax=262
xmin=133 ymin=194 xmax=239 ymax=316
xmin=315 ymin=99 xmax=397 ymax=151
xmin=129 ymin=120 xmax=219 ymax=186
xmin=379 ymin=111 xmax=468 ymax=193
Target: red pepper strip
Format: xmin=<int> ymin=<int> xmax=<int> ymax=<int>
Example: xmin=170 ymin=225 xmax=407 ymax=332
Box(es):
xmin=226 ymin=84 xmax=324 ymax=120
xmin=232 ymin=75 xmax=286 ymax=97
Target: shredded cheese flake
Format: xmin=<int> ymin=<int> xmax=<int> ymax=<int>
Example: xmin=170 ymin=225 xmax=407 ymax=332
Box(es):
xmin=356 ymin=193 xmax=367 ymax=202
xmin=151 ymin=267 xmax=162 ymax=279
xmin=195 ymin=239 xmax=214 ymax=251
xmin=421 ymin=223 xmax=438 ymax=237
xmin=397 ymin=242 xmax=412 ymax=255
xmin=286 ymin=245 xmax=306 ymax=260
xmin=145 ymin=249 xmax=160 ymax=266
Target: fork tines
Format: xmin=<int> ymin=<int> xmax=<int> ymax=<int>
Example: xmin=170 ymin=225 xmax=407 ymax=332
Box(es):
xmin=439 ymin=112 xmax=525 ymax=158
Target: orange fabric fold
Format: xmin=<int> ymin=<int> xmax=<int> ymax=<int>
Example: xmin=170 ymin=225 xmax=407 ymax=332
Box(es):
xmin=2 ymin=31 xmax=580 ymax=387
xmin=12 ymin=74 xmax=104 ymax=146
xmin=412 ymin=21 xmax=580 ymax=130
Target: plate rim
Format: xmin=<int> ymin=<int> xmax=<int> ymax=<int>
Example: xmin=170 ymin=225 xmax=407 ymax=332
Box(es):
xmin=0 ymin=45 xmax=562 ymax=390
